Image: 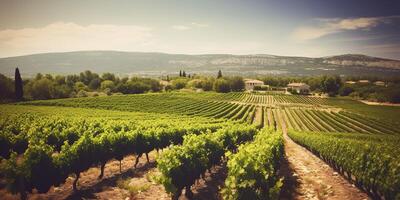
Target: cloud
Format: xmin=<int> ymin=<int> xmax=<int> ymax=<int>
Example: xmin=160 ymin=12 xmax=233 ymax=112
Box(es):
xmin=0 ymin=22 xmax=153 ymax=57
xmin=172 ymin=23 xmax=209 ymax=31
xmin=292 ymin=16 xmax=400 ymax=41
xmin=171 ymin=25 xmax=190 ymax=31
xmin=191 ymin=22 xmax=209 ymax=28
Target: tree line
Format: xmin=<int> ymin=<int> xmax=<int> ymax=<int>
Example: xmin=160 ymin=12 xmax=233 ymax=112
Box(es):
xmin=1 ymin=69 xmax=162 ymax=101
xmin=259 ymin=75 xmax=400 ymax=103
xmin=1 ymin=68 xmax=399 ymax=103
xmin=0 ymin=69 xmax=245 ymax=101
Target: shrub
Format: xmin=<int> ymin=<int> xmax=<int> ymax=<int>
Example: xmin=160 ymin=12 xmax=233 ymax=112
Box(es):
xmin=171 ymin=78 xmax=188 ymax=90
xmin=76 ymin=90 xmax=88 ymax=98
xmin=100 ymin=80 xmax=115 ymax=91
xmin=213 ymin=79 xmax=231 ymax=93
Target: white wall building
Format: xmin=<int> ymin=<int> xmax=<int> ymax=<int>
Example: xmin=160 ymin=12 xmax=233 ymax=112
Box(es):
xmin=244 ymin=79 xmax=264 ymax=90
xmin=287 ymin=83 xmax=310 ymax=94
xmin=374 ymin=81 xmax=385 ymax=86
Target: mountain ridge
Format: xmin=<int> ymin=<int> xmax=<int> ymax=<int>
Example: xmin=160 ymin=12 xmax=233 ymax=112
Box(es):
xmin=0 ymin=51 xmax=399 ymax=77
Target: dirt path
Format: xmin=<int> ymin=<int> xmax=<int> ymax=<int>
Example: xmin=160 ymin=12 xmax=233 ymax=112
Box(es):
xmin=134 ymin=163 xmax=227 ymax=200
xmin=280 ymin=130 xmax=369 ymax=200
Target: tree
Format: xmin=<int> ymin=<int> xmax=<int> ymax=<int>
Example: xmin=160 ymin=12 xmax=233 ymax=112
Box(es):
xmin=30 ymin=78 xmax=52 ymax=99
xmin=339 ymin=86 xmax=354 ymax=96
xmin=213 ymin=78 xmax=230 ymax=93
xmin=101 ymin=73 xmax=116 ymax=82
xmin=35 ymin=73 xmax=43 ymax=80
xmin=321 ymin=75 xmax=342 ymax=96
xmin=120 ymin=82 xmax=150 ymax=94
xmin=79 ymin=70 xmax=98 ymax=85
xmin=54 ymin=75 xmax=66 ymax=85
xmin=0 ymin=73 xmax=14 ymax=100
xmin=66 ymin=75 xmax=79 ymax=88
xmin=88 ymin=78 xmax=101 ymax=90
xmin=179 ymin=70 xmax=182 ymax=77
xmin=74 ymin=82 xmax=88 ymax=92
xmin=187 ymin=79 xmax=203 ymax=89
xmin=229 ymin=76 xmax=245 ymax=91
xmin=182 ymin=71 xmax=186 ymax=77
xmin=50 ymin=85 xmax=71 ymax=99
xmin=171 ymin=78 xmax=188 ymax=89
xmin=201 ymin=79 xmax=214 ymax=91
xmin=100 ymin=80 xmax=115 ymax=91
xmin=217 ymin=70 xmax=222 ymax=79
xmin=15 ymin=68 xmax=23 ymax=101
xmin=44 ymin=74 xmax=53 ymax=80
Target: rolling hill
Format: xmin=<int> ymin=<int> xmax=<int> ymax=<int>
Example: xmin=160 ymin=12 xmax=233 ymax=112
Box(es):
xmin=0 ymin=51 xmax=399 ymax=77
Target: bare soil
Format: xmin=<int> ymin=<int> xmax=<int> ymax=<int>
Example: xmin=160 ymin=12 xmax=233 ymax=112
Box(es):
xmin=280 ymin=131 xmax=370 ymax=200
xmin=135 ymin=164 xmax=227 ymax=200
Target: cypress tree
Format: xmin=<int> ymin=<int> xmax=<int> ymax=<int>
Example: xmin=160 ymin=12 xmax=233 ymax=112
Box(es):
xmin=182 ymin=71 xmax=186 ymax=77
xmin=217 ymin=70 xmax=222 ymax=78
xmin=15 ymin=67 xmax=23 ymax=101
xmin=179 ymin=70 xmax=182 ymax=77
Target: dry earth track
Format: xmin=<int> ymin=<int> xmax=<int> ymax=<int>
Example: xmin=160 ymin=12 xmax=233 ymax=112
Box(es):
xmin=279 ymin=125 xmax=369 ymax=200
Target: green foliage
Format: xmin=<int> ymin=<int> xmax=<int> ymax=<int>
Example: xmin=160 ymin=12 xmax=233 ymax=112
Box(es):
xmin=101 ymin=72 xmax=116 ymax=82
xmin=22 ymin=144 xmax=59 ymax=193
xmin=88 ymin=78 xmax=101 ymax=90
xmin=217 ymin=70 xmax=222 ymax=78
xmin=320 ymin=75 xmax=342 ymax=96
xmin=341 ymin=82 xmax=400 ymax=103
xmin=100 ymin=80 xmax=115 ymax=91
xmin=214 ymin=78 xmax=231 ymax=93
xmin=74 ymin=81 xmax=87 ymax=92
xmin=171 ymin=78 xmax=188 ymax=89
xmin=0 ymin=104 xmax=236 ymax=196
xmin=76 ymin=90 xmax=88 ymax=97
xmin=1 ymin=71 xmax=163 ymax=100
xmin=115 ymin=77 xmax=161 ymax=94
xmin=157 ymin=125 xmax=256 ymax=197
xmin=187 ymin=79 xmax=203 ymax=89
xmin=0 ymin=144 xmax=61 ymax=197
xmin=339 ymin=86 xmax=354 ymax=96
xmin=117 ymin=81 xmax=149 ymax=94
xmin=222 ymin=129 xmax=283 ymax=200
xmin=79 ymin=70 xmax=99 ymax=85
xmin=28 ymin=78 xmax=54 ymax=99
xmin=201 ymin=78 xmax=214 ymax=91
xmin=0 ymin=73 xmax=14 ymax=100
xmin=229 ymin=76 xmax=245 ymax=92
xmin=15 ymin=68 xmax=23 ymax=101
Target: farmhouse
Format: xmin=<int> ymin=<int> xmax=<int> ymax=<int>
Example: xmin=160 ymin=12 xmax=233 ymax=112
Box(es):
xmin=345 ymin=81 xmax=356 ymax=84
xmin=374 ymin=81 xmax=385 ymax=86
xmin=244 ymin=79 xmax=264 ymax=90
xmin=358 ymin=80 xmax=370 ymax=84
xmin=287 ymin=82 xmax=310 ymax=94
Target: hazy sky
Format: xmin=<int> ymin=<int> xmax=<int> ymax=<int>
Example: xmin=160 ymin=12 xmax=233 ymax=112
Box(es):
xmin=0 ymin=0 xmax=400 ymax=59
